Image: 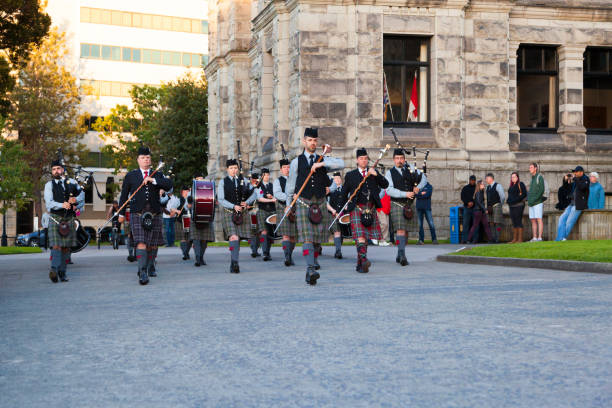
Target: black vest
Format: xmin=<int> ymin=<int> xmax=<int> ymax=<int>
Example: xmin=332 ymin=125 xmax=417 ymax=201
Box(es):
xmin=295 ymin=154 xmax=328 ymax=199
xmin=328 ymin=188 xmax=345 ymax=212
xmin=279 ymin=176 xmax=287 ymax=192
xmin=223 ymin=176 xmax=245 ymax=205
xmin=50 ymin=179 xmax=78 ymax=216
xmin=258 ymin=182 xmax=276 ymax=212
xmin=486 ymin=183 xmax=501 ymax=206
xmin=390 ymin=167 xmax=417 ymax=202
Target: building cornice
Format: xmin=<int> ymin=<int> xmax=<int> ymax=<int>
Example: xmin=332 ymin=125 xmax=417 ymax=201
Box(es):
xmin=510 ymin=5 xmax=612 ymax=22
xmin=252 ymin=0 xmax=289 ymax=33
xmin=206 ymin=50 xmax=250 ymax=75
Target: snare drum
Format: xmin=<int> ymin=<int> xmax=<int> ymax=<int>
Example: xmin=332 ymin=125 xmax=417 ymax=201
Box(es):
xmin=125 ymin=208 xmax=131 ymax=223
xmin=182 ymin=213 xmax=191 ymax=233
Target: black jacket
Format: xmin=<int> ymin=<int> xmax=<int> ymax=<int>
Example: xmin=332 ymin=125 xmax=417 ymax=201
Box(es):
xmin=118 ymin=169 xmax=173 ymax=215
xmin=555 ymin=179 xmax=573 ymax=211
xmin=461 ymin=184 xmax=476 ymax=207
xmin=572 ymin=175 xmax=590 ymax=211
xmin=341 ymin=168 xmax=389 ymax=212
xmin=473 ymin=190 xmax=487 ymax=212
xmin=507 ymin=182 xmax=527 ymax=206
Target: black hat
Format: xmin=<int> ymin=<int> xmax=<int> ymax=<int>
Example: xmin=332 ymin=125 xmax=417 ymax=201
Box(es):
xmin=486 ymin=173 xmax=495 ymax=179
xmin=333 ymin=172 xmax=341 ymax=177
xmin=251 ymin=172 xmax=259 ymax=179
xmin=572 ymin=165 xmax=584 ymax=172
xmin=304 ymin=128 xmax=318 ymax=138
xmin=279 ymin=159 xmax=290 ymax=166
xmin=182 ymin=185 xmax=190 ymax=191
xmin=393 ymin=148 xmax=404 ymax=157
xmin=469 ymin=175 xmax=476 ymax=181
xmin=51 ymin=159 xmax=63 ymax=168
xmin=261 ymin=168 xmax=270 ymax=174
xmin=137 ymin=146 xmax=151 ymax=156
xmin=356 ymin=148 xmax=368 ymax=158
xmin=226 ymin=158 xmax=238 ymax=167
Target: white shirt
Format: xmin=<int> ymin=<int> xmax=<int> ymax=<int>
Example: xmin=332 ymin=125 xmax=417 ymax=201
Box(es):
xmin=163 ymin=194 xmax=180 ymax=218
xmin=140 ymin=167 xmax=157 ymax=185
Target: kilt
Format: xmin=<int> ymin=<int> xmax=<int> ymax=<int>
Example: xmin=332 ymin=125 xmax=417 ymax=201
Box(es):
xmin=48 ymin=214 xmax=77 ymax=248
xmin=349 ymin=205 xmax=382 ymax=241
xmin=189 ymin=221 xmax=215 ymax=242
xmin=390 ymin=200 xmax=416 ymax=232
xmin=296 ymin=196 xmax=330 ymax=243
xmin=256 ymin=209 xmax=276 ymax=233
xmin=489 ymin=203 xmax=503 ymax=224
xmin=131 ymin=212 xmax=165 ymax=246
xmin=275 ymin=203 xmax=297 ymax=237
xmin=175 ymin=218 xmax=187 ymax=240
xmin=221 ymin=208 xmax=251 ymax=239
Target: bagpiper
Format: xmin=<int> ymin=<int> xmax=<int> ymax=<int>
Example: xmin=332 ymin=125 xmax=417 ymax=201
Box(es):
xmin=175 ymin=185 xmax=192 ymax=260
xmin=117 ymin=146 xmax=173 ymax=285
xmin=326 ymin=172 xmax=346 ymax=259
xmin=188 ymin=178 xmax=216 ymax=267
xmin=217 ymin=159 xmax=257 ymax=273
xmin=341 ymin=148 xmax=389 ymax=273
xmin=255 ymin=168 xmax=276 ymax=261
xmin=247 ymin=172 xmax=261 ymax=258
xmin=285 ymin=128 xmax=344 ymax=285
xmin=273 ymin=157 xmax=297 ymax=266
xmin=384 ymin=148 xmax=427 ymax=266
xmin=44 ymin=159 xmax=85 ymax=283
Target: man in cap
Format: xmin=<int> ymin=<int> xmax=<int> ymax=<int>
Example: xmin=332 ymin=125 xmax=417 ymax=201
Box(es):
xmin=118 ymin=146 xmax=173 ymax=285
xmin=44 ymin=159 xmax=85 ymax=283
xmin=255 ymin=168 xmax=276 ymax=261
xmin=327 ymin=172 xmax=346 ymax=259
xmin=556 ymin=165 xmax=590 ymax=241
xmin=341 ymin=148 xmax=389 ymax=273
xmin=175 ymin=185 xmax=192 ymax=261
xmin=247 ymin=172 xmax=261 ymax=258
xmin=273 ymin=157 xmax=297 ymax=266
xmin=384 ymin=148 xmax=427 ymax=266
xmin=217 ymin=159 xmax=257 ymax=273
xmin=285 ymin=127 xmax=344 ymax=285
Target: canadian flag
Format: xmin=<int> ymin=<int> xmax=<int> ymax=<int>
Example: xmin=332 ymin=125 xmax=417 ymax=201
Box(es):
xmin=407 ymin=73 xmax=418 ymax=122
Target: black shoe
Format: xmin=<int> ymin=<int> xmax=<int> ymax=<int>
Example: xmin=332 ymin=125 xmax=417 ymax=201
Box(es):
xmin=230 ymin=261 xmax=240 ymax=274
xmin=334 ymin=250 xmax=342 ymax=259
xmin=395 ymin=256 xmax=400 ymax=263
xmin=284 ymin=253 xmax=291 ymax=267
xmin=194 ymin=260 xmax=201 ymax=267
xmin=359 ymin=258 xmax=371 ymax=273
xmin=183 ymin=254 xmax=189 ymax=260
xmin=305 ymin=267 xmax=319 ymax=285
xmin=399 ymin=254 xmax=409 ymax=266
xmin=67 ymin=260 xmax=73 ymax=265
xmin=314 ymin=259 xmax=320 ymax=270
xmin=139 ymin=268 xmax=149 ymax=285
xmin=251 ymin=252 xmax=260 ymax=258
xmin=49 ymin=268 xmax=58 ymax=283
xmin=148 ymin=265 xmax=157 ymax=277
xmin=289 ymin=256 xmax=295 ymax=266
xmin=200 ymin=257 xmax=206 ymax=266
xmin=263 ymin=254 xmax=271 ymax=261
xmin=127 ymin=255 xmax=136 ymax=262
xmin=58 ymin=270 xmax=69 ymax=282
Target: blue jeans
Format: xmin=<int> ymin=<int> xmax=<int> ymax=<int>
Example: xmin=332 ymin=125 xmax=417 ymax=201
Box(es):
xmin=417 ymin=209 xmax=437 ymax=242
xmin=164 ymin=218 xmax=175 ymax=246
xmin=462 ymin=207 xmax=478 ymax=243
xmin=556 ymin=205 xmax=582 ymax=241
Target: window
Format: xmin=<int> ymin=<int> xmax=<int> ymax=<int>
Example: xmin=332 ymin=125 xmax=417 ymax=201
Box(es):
xmin=111 ymin=46 xmax=121 ymax=61
xmin=122 ymin=47 xmax=132 ymax=62
xmin=90 ymin=44 xmax=100 ymax=58
xmin=201 ymin=21 xmax=209 ymax=34
xmin=584 ymin=47 xmax=612 ymax=131
xmin=383 ymin=36 xmax=430 ymax=126
xmin=81 ymin=43 xmax=90 ymax=57
xmin=132 ymin=48 xmax=141 ymax=62
xmin=101 ymin=45 xmax=111 ymax=60
xmin=162 ymin=51 xmax=172 ymax=65
xmin=182 ymin=53 xmax=191 ymax=66
xmin=517 ymin=45 xmax=558 ymax=131
xmin=201 ymin=55 xmax=208 ymax=66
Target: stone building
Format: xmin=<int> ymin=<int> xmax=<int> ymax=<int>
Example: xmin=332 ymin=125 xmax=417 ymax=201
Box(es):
xmin=205 ymin=0 xmax=612 ymax=239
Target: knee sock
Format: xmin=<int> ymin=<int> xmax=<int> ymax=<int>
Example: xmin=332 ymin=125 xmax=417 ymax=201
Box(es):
xmin=261 ymin=235 xmax=269 ymax=255
xmin=193 ymin=240 xmax=202 ymax=260
xmin=151 ymin=248 xmax=158 ymax=269
xmin=136 ymin=249 xmax=148 ymax=271
xmin=200 ymin=241 xmax=207 ymax=262
xmin=282 ymin=240 xmax=290 ymax=257
xmin=396 ymin=235 xmax=406 ymax=256
xmin=250 ymin=238 xmax=258 ymax=254
xmin=50 ymin=249 xmax=62 ymax=271
xmin=230 ymin=240 xmax=240 ymax=262
xmin=290 ymin=241 xmax=296 ymax=254
xmin=180 ymin=241 xmax=188 ymax=257
xmin=334 ymin=237 xmax=342 ymax=252
xmin=357 ymin=242 xmax=368 ymax=262
xmin=302 ymin=243 xmax=315 ymax=268
xmin=59 ymin=251 xmax=69 ymax=272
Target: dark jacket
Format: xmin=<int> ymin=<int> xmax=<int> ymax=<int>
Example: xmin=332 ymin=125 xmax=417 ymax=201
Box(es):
xmin=507 ymin=182 xmax=527 ymax=207
xmin=341 ymin=168 xmax=389 ymax=212
xmin=572 ymin=174 xmax=590 ymax=211
xmin=118 ymin=169 xmax=173 ymax=215
xmin=473 ymin=190 xmax=487 ymax=212
xmin=416 ymin=183 xmax=433 ymax=211
xmin=555 ymin=179 xmax=573 ymax=211
xmin=461 ymin=183 xmax=476 ymax=207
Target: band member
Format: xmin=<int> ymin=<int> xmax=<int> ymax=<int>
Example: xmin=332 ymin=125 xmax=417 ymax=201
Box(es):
xmin=188 ymin=178 xmax=215 ymax=266
xmin=384 ymin=148 xmax=427 ymax=266
xmin=273 ymin=158 xmax=297 ymax=266
xmin=247 ymin=173 xmax=261 ymax=258
xmin=327 ymin=172 xmax=346 ymax=259
xmin=218 ymin=159 xmax=257 ymax=273
xmin=44 ymin=159 xmax=85 ymax=282
xmin=255 ymin=168 xmax=276 ymax=261
xmin=118 ymin=146 xmax=173 ymax=285
xmin=175 ymin=185 xmax=192 ymax=260
xmin=285 ymin=128 xmax=344 ymax=285
xmin=124 ymin=203 xmax=135 ymax=262
xmin=341 ymin=148 xmax=389 ymax=273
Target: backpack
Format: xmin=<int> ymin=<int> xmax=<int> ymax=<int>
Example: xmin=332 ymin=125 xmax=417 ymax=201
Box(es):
xmin=540 ymin=174 xmax=549 ymax=202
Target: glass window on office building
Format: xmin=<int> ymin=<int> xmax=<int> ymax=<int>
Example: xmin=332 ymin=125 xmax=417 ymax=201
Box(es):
xmin=584 ymin=47 xmax=612 ymax=132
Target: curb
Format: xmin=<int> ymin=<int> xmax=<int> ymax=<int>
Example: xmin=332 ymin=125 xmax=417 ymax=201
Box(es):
xmin=436 ymin=254 xmax=612 ymax=275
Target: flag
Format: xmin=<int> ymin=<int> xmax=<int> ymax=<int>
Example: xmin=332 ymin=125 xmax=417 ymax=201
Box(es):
xmin=383 ymin=72 xmax=391 ymax=122
xmin=408 ymin=72 xmax=418 ymax=122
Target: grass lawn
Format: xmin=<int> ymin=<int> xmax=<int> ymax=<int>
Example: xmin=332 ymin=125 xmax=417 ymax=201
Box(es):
xmin=455 ymin=240 xmax=612 ymax=263
xmin=0 ymin=246 xmax=43 ymax=255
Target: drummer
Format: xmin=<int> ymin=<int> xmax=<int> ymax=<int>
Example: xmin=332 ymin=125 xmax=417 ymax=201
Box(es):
xmin=327 ymin=172 xmax=346 ymax=259
xmin=175 ymin=185 xmax=192 ymax=261
xmin=188 ymin=178 xmax=215 ymax=267
xmin=247 ymin=173 xmax=261 ymax=258
xmin=255 ymin=168 xmax=276 ymax=261
xmin=44 ymin=158 xmax=85 ymax=283
xmin=273 ymin=157 xmax=297 ymax=267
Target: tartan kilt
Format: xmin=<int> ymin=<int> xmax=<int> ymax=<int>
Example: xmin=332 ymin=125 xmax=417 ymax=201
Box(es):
xmin=296 ymin=196 xmax=329 ymax=243
xmin=349 ymin=205 xmax=382 ymax=241
xmin=131 ymin=213 xmax=165 ymax=246
xmin=328 ymin=210 xmax=341 ymax=234
xmin=489 ymin=203 xmax=503 ymax=224
xmin=189 ymin=220 xmax=215 ymax=242
xmin=256 ymin=209 xmax=276 ymax=233
xmin=221 ymin=209 xmax=251 ymax=240
xmin=275 ymin=203 xmax=297 ymax=237
xmin=48 ymin=214 xmax=78 ymax=248
xmin=390 ymin=200 xmax=416 ymax=232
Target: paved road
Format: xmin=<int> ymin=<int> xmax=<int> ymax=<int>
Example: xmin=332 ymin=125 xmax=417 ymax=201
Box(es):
xmin=1 ymin=244 xmax=611 ymax=407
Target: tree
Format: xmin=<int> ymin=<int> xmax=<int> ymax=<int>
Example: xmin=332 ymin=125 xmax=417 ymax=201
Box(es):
xmin=6 ymin=28 xmax=88 ymax=225
xmin=0 ymin=0 xmax=51 ymax=118
xmin=0 ymin=138 xmax=32 ymax=245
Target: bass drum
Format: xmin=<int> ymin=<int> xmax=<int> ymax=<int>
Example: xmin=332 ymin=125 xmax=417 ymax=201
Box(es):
xmin=339 ymin=214 xmax=352 ymax=239
xmin=193 ymin=180 xmax=215 ymax=228
xmin=71 ymin=219 xmax=90 ymax=253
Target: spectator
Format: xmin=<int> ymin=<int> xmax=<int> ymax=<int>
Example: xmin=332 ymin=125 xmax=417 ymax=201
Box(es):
xmin=460 ymin=175 xmax=477 ymax=244
xmin=485 ymin=173 xmax=505 ymax=243
xmin=555 ymin=174 xmax=573 ymax=211
xmin=373 ymin=191 xmax=391 ymax=246
xmin=506 ymin=172 xmax=527 ymax=243
xmin=527 ymin=163 xmax=545 ymax=242
xmin=556 ymin=166 xmax=590 ymax=241
xmin=416 ymin=182 xmax=437 ymax=245
xmin=467 ymin=180 xmax=493 ymax=243
xmin=588 ymin=172 xmax=605 ymax=210
xmin=163 ymin=190 xmax=180 ymax=247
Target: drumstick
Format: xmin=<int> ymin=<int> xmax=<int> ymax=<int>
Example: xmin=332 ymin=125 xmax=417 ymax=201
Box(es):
xmin=274 ymin=144 xmax=329 ymax=234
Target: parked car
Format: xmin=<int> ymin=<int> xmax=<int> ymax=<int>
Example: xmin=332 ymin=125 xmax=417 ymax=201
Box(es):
xmin=15 ymin=229 xmax=47 ymax=247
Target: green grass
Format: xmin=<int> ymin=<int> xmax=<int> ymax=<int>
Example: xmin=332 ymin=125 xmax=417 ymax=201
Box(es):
xmin=0 ymin=246 xmax=43 ymax=255
xmin=455 ymin=240 xmax=612 ymax=263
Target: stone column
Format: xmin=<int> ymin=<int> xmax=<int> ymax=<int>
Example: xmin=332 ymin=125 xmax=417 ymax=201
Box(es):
xmin=558 ymin=44 xmax=587 ymax=153
xmin=508 ymin=41 xmax=520 ymax=151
